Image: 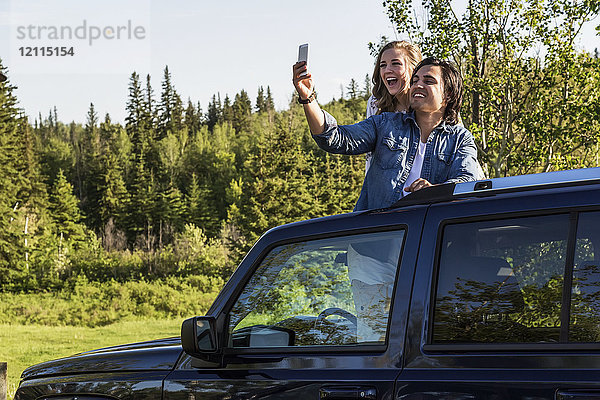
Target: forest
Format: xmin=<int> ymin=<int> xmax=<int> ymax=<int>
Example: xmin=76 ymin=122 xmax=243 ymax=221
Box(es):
xmin=1 ymin=0 xmax=599 ymax=327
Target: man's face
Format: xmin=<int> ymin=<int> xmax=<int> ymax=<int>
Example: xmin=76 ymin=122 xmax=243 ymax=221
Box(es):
xmin=409 ymin=65 xmax=446 ymax=114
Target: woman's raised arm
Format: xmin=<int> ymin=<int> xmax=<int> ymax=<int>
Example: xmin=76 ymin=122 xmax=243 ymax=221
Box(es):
xmin=292 ymin=61 xmax=326 ymax=135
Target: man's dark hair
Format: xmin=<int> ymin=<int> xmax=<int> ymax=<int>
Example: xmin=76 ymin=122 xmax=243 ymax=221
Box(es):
xmin=411 ymin=57 xmax=463 ymax=125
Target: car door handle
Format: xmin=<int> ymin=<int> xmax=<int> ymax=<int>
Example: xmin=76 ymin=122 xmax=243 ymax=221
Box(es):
xmin=556 ymin=391 xmax=600 ymax=399
xmin=319 ymin=386 xmax=376 ymax=400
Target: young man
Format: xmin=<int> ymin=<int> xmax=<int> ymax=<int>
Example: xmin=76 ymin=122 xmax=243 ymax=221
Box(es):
xmin=292 ymin=56 xmax=479 ymax=211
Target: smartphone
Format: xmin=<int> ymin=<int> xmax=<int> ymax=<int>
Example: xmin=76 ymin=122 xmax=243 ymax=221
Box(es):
xmin=298 ymin=43 xmax=309 ymax=77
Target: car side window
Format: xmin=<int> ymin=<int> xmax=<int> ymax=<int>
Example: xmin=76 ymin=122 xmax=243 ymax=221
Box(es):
xmin=227 ymin=230 xmax=405 ymax=348
xmin=570 ymin=211 xmax=600 ymax=342
xmin=433 ymin=214 xmax=570 ymax=343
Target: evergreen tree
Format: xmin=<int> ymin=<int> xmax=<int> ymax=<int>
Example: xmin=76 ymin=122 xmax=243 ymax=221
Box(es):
xmin=158 ymin=182 xmax=185 ymax=246
xmin=97 ymin=116 xmax=131 ymax=240
xmin=144 ymin=74 xmax=156 ymax=128
xmin=159 ymin=66 xmax=173 ymax=138
xmin=126 ymin=72 xmax=146 ymax=155
xmin=128 ymin=157 xmax=157 ymax=250
xmin=185 ymin=173 xmax=220 ymax=236
xmin=222 ymin=95 xmax=233 ymax=122
xmin=48 ymin=169 xmax=86 ymax=242
xmin=265 ymin=86 xmax=275 ymax=112
xmin=232 ymin=89 xmax=252 ymax=133
xmin=0 ymin=92 xmax=27 ymax=284
xmin=185 ymin=98 xmax=201 ymax=134
xmin=256 ymin=86 xmax=267 ymax=113
xmin=265 ymin=86 xmax=275 ymax=123
xmin=363 ymin=74 xmax=372 ymax=99
xmin=206 ymin=94 xmax=222 ymax=131
xmin=158 ymin=66 xmax=184 ymax=137
xmin=68 ymin=121 xmax=85 ymax=200
xmin=53 ymin=106 xmax=58 ymax=129
xmin=347 ymin=79 xmax=360 ymax=99
xmin=81 ymin=103 xmax=103 ymax=230
xmin=98 ymin=153 xmax=129 ymax=232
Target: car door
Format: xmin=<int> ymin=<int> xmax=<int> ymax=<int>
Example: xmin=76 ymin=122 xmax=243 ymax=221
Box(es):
xmin=163 ymin=207 xmax=427 ymax=400
xmin=397 ymin=185 xmax=600 ymax=400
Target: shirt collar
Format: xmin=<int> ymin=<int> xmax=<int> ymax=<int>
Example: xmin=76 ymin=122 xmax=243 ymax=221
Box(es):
xmin=403 ymin=112 xmax=451 ymax=133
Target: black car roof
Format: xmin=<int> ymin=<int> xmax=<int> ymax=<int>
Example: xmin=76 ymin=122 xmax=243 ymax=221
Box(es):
xmin=392 ymin=167 xmax=600 ymax=208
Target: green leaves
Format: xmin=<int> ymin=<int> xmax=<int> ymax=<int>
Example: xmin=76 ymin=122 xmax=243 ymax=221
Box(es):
xmin=383 ymin=0 xmax=600 ymax=176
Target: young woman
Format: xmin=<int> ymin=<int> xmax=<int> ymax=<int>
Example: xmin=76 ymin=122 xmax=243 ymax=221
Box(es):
xmin=365 ymin=41 xmax=423 ymax=172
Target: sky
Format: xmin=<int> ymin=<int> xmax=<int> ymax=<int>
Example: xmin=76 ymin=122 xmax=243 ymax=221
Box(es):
xmin=0 ymin=0 xmax=598 ymax=124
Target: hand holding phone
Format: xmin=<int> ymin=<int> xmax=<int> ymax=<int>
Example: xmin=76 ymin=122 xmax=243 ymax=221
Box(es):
xmin=298 ymin=43 xmax=309 ymax=77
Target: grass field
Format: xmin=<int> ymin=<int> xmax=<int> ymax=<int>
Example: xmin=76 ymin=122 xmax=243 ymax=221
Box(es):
xmin=0 ymin=319 xmax=183 ymax=399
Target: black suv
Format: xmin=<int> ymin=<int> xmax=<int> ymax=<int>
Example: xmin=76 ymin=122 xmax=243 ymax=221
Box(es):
xmin=15 ymin=168 xmax=600 ymax=400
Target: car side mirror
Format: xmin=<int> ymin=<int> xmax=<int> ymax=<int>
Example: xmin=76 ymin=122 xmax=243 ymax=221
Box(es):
xmin=181 ymin=316 xmax=218 ymax=357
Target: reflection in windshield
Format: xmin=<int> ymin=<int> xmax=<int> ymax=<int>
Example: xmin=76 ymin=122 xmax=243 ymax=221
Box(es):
xmin=228 ymin=231 xmax=404 ymax=347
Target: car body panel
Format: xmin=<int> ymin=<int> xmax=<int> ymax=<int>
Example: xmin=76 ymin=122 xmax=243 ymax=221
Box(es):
xmin=20 ymin=338 xmax=182 ymax=380
xmin=398 ymin=184 xmax=600 ymax=399
xmin=164 ymin=206 xmax=429 ymax=400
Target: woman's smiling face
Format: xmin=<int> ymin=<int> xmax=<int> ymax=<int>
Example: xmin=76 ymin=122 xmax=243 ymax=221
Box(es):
xmin=379 ymin=48 xmax=409 ymax=97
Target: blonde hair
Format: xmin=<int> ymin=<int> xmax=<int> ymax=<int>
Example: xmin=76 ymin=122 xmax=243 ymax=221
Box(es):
xmin=372 ymin=41 xmax=423 ymax=114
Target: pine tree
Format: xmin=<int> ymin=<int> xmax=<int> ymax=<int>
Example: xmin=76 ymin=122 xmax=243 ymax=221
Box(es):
xmin=159 ymin=66 xmax=173 ymax=138
xmin=97 ymin=116 xmax=131 ymax=238
xmin=185 ymin=173 xmax=220 ymax=236
xmin=48 ymin=169 xmax=86 ymax=242
xmin=206 ymin=94 xmax=222 ymax=131
xmin=126 ymin=72 xmax=146 ymax=155
xmin=266 ymin=86 xmax=275 ymax=112
xmin=363 ymin=74 xmax=372 ymax=99
xmin=99 ymin=155 xmax=129 ymax=227
xmin=232 ymin=90 xmax=252 ymax=133
xmin=0 ymin=107 xmax=27 ymax=285
xmin=172 ymin=93 xmax=184 ymax=132
xmin=144 ymin=74 xmax=156 ymax=128
xmin=347 ymin=79 xmax=359 ymax=99
xmin=256 ymin=86 xmax=267 ymax=113
xmin=222 ymin=95 xmax=233 ymax=122
xmin=184 ymin=98 xmax=200 ymax=134
xmin=80 ymin=103 xmax=103 ymax=230
xmin=158 ymin=66 xmax=183 ymax=137
xmin=158 ymin=182 xmax=185 ymax=246
xmin=128 ymin=157 xmax=157 ymax=250
xmin=265 ymin=86 xmax=275 ymax=123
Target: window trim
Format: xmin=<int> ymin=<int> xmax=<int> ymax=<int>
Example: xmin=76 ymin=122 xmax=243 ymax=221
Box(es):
xmin=220 ymin=225 xmax=409 ymax=354
xmin=426 ymin=208 xmax=600 ymax=350
xmin=559 ymin=212 xmax=578 ymax=342
xmin=423 ymin=342 xmax=600 ymax=353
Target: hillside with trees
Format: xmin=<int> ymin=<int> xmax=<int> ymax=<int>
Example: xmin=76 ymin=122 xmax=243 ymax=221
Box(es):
xmin=0 ymin=0 xmax=598 ymax=326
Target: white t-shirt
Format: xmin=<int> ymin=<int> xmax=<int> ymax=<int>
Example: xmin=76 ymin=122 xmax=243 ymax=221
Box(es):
xmin=402 ymin=141 xmax=427 ymax=197
xmin=366 ymin=94 xmax=379 ymax=118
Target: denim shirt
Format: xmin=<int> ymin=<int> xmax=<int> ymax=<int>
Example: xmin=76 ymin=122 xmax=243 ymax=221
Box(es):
xmin=313 ymin=110 xmax=479 ymax=211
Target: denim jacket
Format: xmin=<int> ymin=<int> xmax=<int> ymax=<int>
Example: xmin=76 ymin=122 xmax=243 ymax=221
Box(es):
xmin=313 ymin=110 xmax=479 ymax=211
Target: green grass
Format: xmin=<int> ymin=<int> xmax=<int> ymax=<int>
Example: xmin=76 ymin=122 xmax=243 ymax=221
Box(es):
xmin=0 ymin=319 xmax=183 ymax=400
